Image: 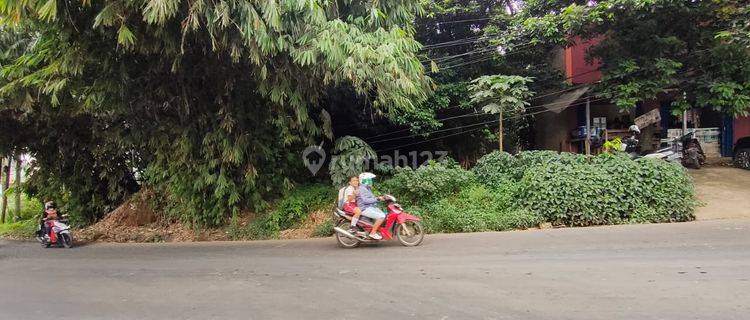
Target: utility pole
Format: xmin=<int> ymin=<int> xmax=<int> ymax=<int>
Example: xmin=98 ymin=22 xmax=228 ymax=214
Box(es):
xmin=585 ymin=96 xmax=591 ymax=156
xmin=14 ymin=153 xmax=21 ymax=222
xmin=682 ymin=110 xmax=688 ymax=135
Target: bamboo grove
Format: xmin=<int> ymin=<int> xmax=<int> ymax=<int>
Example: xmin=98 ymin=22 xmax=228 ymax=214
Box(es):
xmin=0 ymin=0 xmax=430 ymax=225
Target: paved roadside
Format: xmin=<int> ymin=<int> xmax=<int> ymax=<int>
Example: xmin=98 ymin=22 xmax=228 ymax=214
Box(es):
xmin=2 ymin=219 xmax=749 ymax=320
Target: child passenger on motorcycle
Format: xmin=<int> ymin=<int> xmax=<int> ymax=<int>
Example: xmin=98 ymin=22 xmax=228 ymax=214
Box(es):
xmin=342 ymin=176 xmax=363 ymax=233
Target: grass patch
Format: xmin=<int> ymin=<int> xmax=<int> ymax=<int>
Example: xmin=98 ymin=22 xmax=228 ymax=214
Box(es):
xmin=227 ymin=183 xmax=334 ymax=240
xmin=0 ymin=219 xmax=37 ymax=239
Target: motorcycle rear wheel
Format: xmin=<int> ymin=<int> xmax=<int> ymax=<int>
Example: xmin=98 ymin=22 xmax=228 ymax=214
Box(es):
xmin=334 ymin=221 xmax=360 ymax=248
xmin=60 ymin=233 xmax=73 ymax=248
xmin=396 ymin=221 xmax=424 ymax=247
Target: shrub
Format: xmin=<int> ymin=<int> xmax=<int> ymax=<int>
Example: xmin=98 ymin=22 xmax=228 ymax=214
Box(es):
xmin=418 ymin=184 xmax=541 ymax=233
xmin=379 ymin=159 xmax=475 ymax=204
xmin=518 ymin=161 xmax=621 ymax=226
xmin=4 ymin=191 xmax=44 ymax=220
xmin=517 ymin=153 xmax=696 ymax=226
xmin=228 ymin=183 xmax=334 ymax=239
xmin=0 ymin=219 xmax=38 ymax=239
xmin=473 ymin=150 xmax=587 ymax=185
xmin=311 ymin=217 xmax=334 ymax=237
xmin=515 ymin=150 xmax=586 ymax=176
xmin=471 ymin=151 xmax=518 ymax=187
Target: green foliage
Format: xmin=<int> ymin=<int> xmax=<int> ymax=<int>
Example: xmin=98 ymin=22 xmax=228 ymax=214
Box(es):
xmin=418 ymin=184 xmax=541 ymax=233
xmin=517 ymin=153 xmax=696 ymax=226
xmin=378 ymin=151 xmax=695 ymax=234
xmin=0 ymin=219 xmax=37 ymax=239
xmin=471 ymin=151 xmax=518 ymax=186
xmin=228 ymin=183 xmax=333 ymax=240
xmin=698 ymin=80 xmax=750 ymax=116
xmin=378 ymin=159 xmax=476 ymax=204
xmin=517 ymin=0 xmax=750 ymax=116
xmin=311 ymin=217 xmax=334 ymax=237
xmin=328 ymin=136 xmax=376 ymax=186
xmin=603 ymin=137 xmax=624 ymax=153
xmin=5 ymin=192 xmax=43 ymax=220
xmin=0 ymin=0 xmax=430 ymax=226
xmin=469 ymin=75 xmax=535 ymax=115
xmin=473 ymin=150 xmax=586 ymax=183
xmin=598 ymin=58 xmax=682 ymax=109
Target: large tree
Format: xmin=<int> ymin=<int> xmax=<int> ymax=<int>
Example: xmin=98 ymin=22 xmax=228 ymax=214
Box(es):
xmin=0 ymin=0 xmax=429 ymax=225
xmin=519 ymin=0 xmax=750 ymax=115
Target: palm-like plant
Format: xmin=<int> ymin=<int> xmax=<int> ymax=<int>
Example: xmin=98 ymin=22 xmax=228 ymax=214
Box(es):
xmin=328 ymin=136 xmax=376 ymax=186
xmin=469 ymin=75 xmax=534 ymax=151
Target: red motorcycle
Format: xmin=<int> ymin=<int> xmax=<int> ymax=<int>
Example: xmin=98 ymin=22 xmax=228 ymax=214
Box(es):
xmin=36 ymin=215 xmax=74 ymax=248
xmin=333 ymin=195 xmax=425 ymax=248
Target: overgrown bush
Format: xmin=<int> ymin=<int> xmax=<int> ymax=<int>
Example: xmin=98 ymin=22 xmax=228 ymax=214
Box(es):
xmin=378 ymin=151 xmax=697 ymax=233
xmin=4 ymin=191 xmax=43 ymax=220
xmin=0 ymin=219 xmax=37 ymax=239
xmin=311 ymin=217 xmax=335 ymax=237
xmin=418 ymin=184 xmax=541 ymax=233
xmin=228 ymin=183 xmax=334 ymax=240
xmin=471 ymin=151 xmax=518 ymax=187
xmin=473 ymin=150 xmax=587 ymax=185
xmin=379 ymin=159 xmax=476 ymax=204
xmin=517 ymin=153 xmax=696 ymax=226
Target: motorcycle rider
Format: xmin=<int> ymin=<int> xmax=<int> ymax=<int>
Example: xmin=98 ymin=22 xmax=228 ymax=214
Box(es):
xmin=38 ymin=201 xmax=60 ymax=239
xmin=356 ymin=172 xmax=385 ymax=240
xmin=623 ymin=124 xmax=641 ymax=157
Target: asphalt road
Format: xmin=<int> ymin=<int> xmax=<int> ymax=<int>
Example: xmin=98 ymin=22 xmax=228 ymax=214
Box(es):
xmin=1 ymin=219 xmax=749 ymax=320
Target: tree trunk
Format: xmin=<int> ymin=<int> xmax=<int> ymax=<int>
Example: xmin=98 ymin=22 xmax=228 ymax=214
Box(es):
xmin=498 ymin=111 xmax=504 ymax=151
xmin=14 ymin=153 xmax=22 ymax=222
xmin=1 ymin=155 xmax=10 ymax=224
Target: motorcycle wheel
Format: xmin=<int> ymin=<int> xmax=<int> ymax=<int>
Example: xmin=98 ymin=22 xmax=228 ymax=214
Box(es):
xmin=396 ymin=221 xmax=424 ymax=247
xmin=735 ymin=148 xmax=750 ymax=170
xmin=334 ymin=221 xmax=360 ymax=248
xmin=60 ymin=233 xmax=73 ymax=248
xmin=685 ymin=156 xmax=701 ymax=169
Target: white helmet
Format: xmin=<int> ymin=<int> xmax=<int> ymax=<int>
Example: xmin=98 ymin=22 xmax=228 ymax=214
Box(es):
xmin=629 ymin=125 xmax=641 ymax=134
xmin=358 ymin=172 xmax=376 ymax=185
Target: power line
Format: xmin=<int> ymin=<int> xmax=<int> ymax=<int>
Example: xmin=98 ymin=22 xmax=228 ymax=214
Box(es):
xmin=431 ymin=17 xmax=493 ymax=25
xmin=374 ymin=97 xmax=609 ymax=152
xmin=370 ymin=59 xmax=723 ymax=150
xmin=421 ymin=44 xmax=500 ymax=64
xmin=423 ymin=41 xmax=537 ymax=66
xmin=342 ymin=49 xmax=717 ymax=141
xmin=360 ymin=70 xmax=605 ymax=141
xmin=368 ymin=96 xmax=611 ymax=145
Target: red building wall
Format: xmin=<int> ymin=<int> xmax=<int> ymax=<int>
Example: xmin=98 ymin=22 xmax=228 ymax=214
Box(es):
xmin=735 ymin=116 xmax=750 ymax=144
xmin=564 ymin=37 xmax=602 ymax=85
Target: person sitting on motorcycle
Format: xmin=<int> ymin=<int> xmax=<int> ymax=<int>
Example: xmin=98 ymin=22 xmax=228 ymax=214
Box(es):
xmin=341 ymin=175 xmax=363 ymax=233
xmin=39 ymin=201 xmax=59 ymax=238
xmin=623 ymin=124 xmax=641 ymax=154
xmin=356 ymin=172 xmax=385 ymax=240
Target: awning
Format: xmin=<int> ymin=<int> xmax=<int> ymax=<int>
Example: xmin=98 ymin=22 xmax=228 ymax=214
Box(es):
xmin=543 ymin=86 xmax=590 ymax=114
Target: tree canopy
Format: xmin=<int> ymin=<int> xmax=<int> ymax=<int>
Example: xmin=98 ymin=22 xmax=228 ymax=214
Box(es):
xmin=0 ymin=0 xmax=429 ymax=224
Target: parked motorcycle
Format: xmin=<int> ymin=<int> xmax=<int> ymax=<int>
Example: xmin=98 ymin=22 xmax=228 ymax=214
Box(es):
xmin=622 ymin=126 xmax=704 ymax=168
xmin=681 ymin=133 xmax=706 ymax=169
xmin=36 ymin=215 xmax=73 ymax=248
xmin=333 ymin=195 xmax=424 ymax=248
